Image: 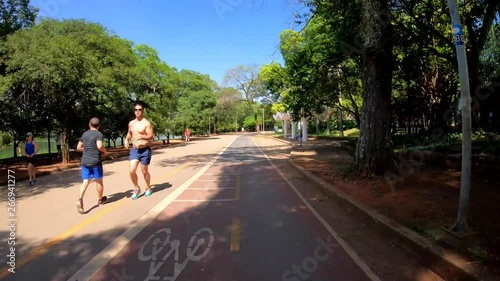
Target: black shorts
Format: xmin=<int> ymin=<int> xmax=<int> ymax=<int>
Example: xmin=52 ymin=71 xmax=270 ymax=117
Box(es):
xmin=57 ymin=145 xmax=61 ymax=151
xmin=26 ymin=156 xmax=35 ymax=164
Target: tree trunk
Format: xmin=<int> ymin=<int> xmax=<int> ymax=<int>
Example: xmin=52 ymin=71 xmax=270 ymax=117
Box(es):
xmin=468 ymin=49 xmax=481 ymax=129
xmin=326 ymin=119 xmax=330 ymax=135
xmin=254 ymin=112 xmax=259 ymax=132
xmin=13 ymin=140 xmax=19 ymax=158
xmin=62 ymin=112 xmax=72 ymax=164
xmin=465 ymin=0 xmax=499 ymax=130
xmin=354 ymin=0 xmax=394 ymax=177
xmin=316 ymin=115 xmax=320 ymax=135
xmin=339 ymin=108 xmax=344 ymax=137
xmin=47 ymin=129 xmax=51 ymax=156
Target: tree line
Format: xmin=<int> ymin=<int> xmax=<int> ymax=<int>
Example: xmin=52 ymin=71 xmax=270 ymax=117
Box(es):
xmin=258 ymin=0 xmax=500 ymax=176
xmin=0 ymin=1 xmax=279 ymax=164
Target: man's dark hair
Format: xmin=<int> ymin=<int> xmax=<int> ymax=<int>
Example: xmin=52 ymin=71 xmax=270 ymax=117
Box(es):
xmin=134 ymin=101 xmax=145 ymax=109
xmin=89 ymin=117 xmax=100 ymax=128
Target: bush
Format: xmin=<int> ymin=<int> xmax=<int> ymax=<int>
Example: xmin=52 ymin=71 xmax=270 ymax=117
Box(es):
xmin=1 ymin=133 xmax=13 ymax=147
xmin=243 ymin=116 xmax=256 ymax=131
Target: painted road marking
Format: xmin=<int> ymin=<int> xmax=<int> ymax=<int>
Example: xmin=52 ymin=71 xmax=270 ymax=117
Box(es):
xmin=230 ymin=218 xmax=241 ymax=252
xmin=251 ymin=137 xmax=382 ymax=281
xmin=67 ymin=136 xmax=240 ymax=281
xmin=0 ymin=200 xmax=128 ymax=279
xmin=0 ymin=161 xmax=192 ymax=280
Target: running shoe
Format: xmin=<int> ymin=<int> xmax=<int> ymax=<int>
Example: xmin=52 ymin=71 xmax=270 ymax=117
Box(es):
xmin=131 ymin=188 xmax=141 ymax=200
xmin=98 ymin=196 xmax=108 ymax=205
xmin=77 ymin=198 xmax=84 ymax=214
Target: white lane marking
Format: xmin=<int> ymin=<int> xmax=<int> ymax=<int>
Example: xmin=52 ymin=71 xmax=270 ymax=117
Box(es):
xmin=251 ymin=137 xmax=382 ymax=281
xmin=66 ymin=136 xmax=240 ymax=281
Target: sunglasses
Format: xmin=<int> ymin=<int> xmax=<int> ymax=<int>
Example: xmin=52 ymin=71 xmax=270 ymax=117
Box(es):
xmin=134 ymin=108 xmax=143 ymax=111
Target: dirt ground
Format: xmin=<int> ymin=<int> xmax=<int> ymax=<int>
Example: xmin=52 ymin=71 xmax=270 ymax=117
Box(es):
xmin=288 ymin=137 xmax=500 ymax=277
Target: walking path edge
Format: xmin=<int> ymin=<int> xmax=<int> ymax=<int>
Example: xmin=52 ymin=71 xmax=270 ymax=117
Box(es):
xmin=258 ymin=134 xmax=499 ymax=281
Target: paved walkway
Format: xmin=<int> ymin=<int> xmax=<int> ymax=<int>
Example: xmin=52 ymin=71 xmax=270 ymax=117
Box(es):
xmin=0 ymin=134 xmax=379 ymax=281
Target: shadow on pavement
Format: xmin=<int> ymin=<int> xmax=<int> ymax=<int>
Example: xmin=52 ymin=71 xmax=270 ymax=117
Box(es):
xmin=0 ymin=136 xmax=233 ymax=201
xmin=1 ymin=135 xmax=425 ymax=281
xmin=0 ymin=170 xmax=116 ymax=203
xmin=0 ymin=161 xmax=237 ymax=281
xmin=0 ymin=136 xmax=258 ymax=281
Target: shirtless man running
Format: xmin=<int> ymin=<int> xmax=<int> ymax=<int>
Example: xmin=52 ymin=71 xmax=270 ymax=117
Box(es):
xmin=125 ymin=102 xmax=154 ymax=199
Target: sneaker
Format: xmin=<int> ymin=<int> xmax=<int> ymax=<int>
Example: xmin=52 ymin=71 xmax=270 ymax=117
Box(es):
xmin=32 ymin=180 xmax=37 ymax=185
xmin=98 ymin=196 xmax=108 ymax=205
xmin=76 ymin=199 xmax=85 ymax=214
xmin=29 ymin=181 xmax=33 ymax=186
xmin=144 ymin=189 xmax=153 ymax=197
xmin=131 ymin=188 xmax=141 ymax=200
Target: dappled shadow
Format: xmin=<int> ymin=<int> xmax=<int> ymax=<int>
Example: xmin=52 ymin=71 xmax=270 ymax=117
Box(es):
xmin=0 ymin=170 xmax=116 ymax=202
xmin=155 ymin=140 xmax=291 ymax=171
xmin=1 ymin=134 xmax=435 ymax=281
xmin=0 ymin=136 xmax=230 ymax=187
xmin=296 ymin=139 xmax=500 ymax=276
xmin=0 ymin=134 xmax=299 ymax=281
xmin=83 ymin=182 xmax=173 ymax=214
xmin=265 ymin=137 xmax=500 ymax=280
xmin=0 ymin=139 xmax=246 ymax=281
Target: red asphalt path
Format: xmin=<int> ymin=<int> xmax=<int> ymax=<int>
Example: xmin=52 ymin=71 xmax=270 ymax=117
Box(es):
xmin=72 ymin=135 xmax=377 ymax=281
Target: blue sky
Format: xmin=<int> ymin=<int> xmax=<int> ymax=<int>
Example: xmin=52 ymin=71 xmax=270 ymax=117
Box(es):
xmin=30 ymin=0 xmax=306 ymax=86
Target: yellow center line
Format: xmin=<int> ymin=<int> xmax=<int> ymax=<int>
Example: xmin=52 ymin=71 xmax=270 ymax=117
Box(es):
xmin=230 ymin=218 xmax=241 ymax=252
xmin=0 ymin=161 xmax=192 ymax=279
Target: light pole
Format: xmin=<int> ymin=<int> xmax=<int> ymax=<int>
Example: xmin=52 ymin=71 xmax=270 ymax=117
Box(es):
xmin=447 ymin=0 xmax=472 ymax=233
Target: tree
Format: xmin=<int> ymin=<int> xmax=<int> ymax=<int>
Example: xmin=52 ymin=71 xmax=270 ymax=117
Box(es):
xmin=222 ymin=64 xmax=266 ymax=131
xmin=132 ymin=44 xmax=179 ymax=140
xmin=259 ymin=61 xmax=288 ymax=101
xmin=353 ymin=0 xmax=395 ymax=176
xmin=175 ymin=70 xmax=218 ymax=134
xmin=0 ymin=0 xmax=38 ymax=81
xmin=1 ymin=19 xmax=137 ymax=163
xmin=0 ymin=88 xmax=48 ymax=156
xmin=0 ymin=0 xmax=38 ymax=38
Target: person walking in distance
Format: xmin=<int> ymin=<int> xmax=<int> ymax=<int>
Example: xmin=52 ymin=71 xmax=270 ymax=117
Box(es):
xmin=76 ymin=118 xmax=108 ymax=214
xmin=184 ymin=127 xmax=190 ymax=142
xmin=18 ymin=132 xmax=39 ymax=186
xmin=124 ymin=102 xmax=154 ymax=199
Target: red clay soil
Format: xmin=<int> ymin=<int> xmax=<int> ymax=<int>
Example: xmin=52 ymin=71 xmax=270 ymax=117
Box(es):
xmin=290 ymin=139 xmax=500 ymax=277
xmin=0 ymin=139 xmax=185 ymax=186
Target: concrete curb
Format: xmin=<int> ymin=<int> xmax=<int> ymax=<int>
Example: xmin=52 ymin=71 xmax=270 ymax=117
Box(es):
xmin=259 ymin=136 xmax=498 ymax=281
xmin=287 ymin=157 xmax=498 ymax=281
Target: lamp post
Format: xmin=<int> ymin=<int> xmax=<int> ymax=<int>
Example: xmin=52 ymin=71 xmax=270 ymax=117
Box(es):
xmin=447 ymin=0 xmax=472 ymax=233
